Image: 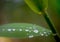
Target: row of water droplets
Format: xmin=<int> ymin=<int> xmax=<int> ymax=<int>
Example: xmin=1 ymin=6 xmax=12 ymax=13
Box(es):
xmin=0 ymin=24 xmax=52 ymax=38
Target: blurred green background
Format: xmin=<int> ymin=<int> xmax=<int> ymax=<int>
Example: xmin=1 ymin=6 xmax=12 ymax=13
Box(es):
xmin=0 ymin=0 xmax=49 ymax=29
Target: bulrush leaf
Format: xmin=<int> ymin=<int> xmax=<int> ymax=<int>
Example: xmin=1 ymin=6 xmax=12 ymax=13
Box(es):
xmin=0 ymin=23 xmax=52 ymax=39
xmin=24 ymin=0 xmax=48 ymax=14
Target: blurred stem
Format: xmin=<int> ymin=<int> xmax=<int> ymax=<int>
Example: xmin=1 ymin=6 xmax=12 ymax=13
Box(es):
xmin=43 ymin=11 xmax=56 ymax=33
xmin=42 ymin=11 xmax=60 ymax=42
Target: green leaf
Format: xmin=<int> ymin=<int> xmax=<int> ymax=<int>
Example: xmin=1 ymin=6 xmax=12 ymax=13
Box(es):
xmin=0 ymin=23 xmax=52 ymax=39
xmin=24 ymin=0 xmax=48 ymax=14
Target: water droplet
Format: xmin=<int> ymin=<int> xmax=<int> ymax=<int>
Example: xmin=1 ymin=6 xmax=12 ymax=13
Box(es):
xmin=19 ymin=29 xmax=22 ymax=31
xmin=40 ymin=33 xmax=44 ymax=36
xmin=44 ymin=32 xmax=47 ymax=34
xmin=29 ymin=35 xmax=34 ymax=38
xmin=8 ymin=29 xmax=11 ymax=31
xmin=12 ymin=29 xmax=16 ymax=31
xmin=25 ymin=29 xmax=29 ymax=32
xmin=33 ymin=29 xmax=39 ymax=33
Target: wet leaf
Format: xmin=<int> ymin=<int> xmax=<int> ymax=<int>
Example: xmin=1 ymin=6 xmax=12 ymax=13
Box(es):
xmin=0 ymin=23 xmax=52 ymax=39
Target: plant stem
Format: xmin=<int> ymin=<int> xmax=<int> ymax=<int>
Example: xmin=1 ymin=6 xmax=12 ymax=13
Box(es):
xmin=42 ymin=11 xmax=60 ymax=42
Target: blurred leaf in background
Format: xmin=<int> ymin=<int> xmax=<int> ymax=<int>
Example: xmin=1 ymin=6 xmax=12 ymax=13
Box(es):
xmin=24 ymin=0 xmax=48 ymax=14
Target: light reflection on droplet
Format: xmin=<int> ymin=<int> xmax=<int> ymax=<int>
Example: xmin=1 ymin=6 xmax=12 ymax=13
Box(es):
xmin=12 ymin=29 xmax=16 ymax=31
xmin=25 ymin=29 xmax=29 ymax=32
xmin=43 ymin=32 xmax=49 ymax=36
xmin=44 ymin=32 xmax=47 ymax=34
xmin=33 ymin=29 xmax=39 ymax=33
xmin=29 ymin=35 xmax=34 ymax=38
xmin=19 ymin=29 xmax=22 ymax=31
xmin=40 ymin=33 xmax=44 ymax=36
xmin=8 ymin=29 xmax=11 ymax=31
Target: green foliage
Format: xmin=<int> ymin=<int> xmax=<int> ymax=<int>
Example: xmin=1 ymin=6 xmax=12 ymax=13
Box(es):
xmin=24 ymin=0 xmax=48 ymax=14
xmin=49 ymin=0 xmax=60 ymax=16
xmin=0 ymin=23 xmax=52 ymax=39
